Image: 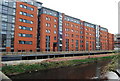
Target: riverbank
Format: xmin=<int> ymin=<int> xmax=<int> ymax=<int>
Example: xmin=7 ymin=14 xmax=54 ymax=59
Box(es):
xmin=2 ymin=54 xmax=117 ymax=76
xmin=101 ymin=53 xmax=120 ymax=79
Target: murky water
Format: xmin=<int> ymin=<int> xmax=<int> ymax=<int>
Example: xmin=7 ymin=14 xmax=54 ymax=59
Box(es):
xmin=9 ymin=59 xmax=111 ymax=79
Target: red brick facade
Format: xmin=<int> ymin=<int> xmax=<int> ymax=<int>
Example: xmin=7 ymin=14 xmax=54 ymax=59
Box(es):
xmin=1 ymin=1 xmax=114 ymax=52
xmin=14 ymin=2 xmax=38 ymax=52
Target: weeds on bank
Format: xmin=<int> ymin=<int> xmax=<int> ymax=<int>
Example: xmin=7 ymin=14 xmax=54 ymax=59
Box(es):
xmin=2 ymin=55 xmax=116 ymax=75
xmin=102 ymin=54 xmax=120 ymax=75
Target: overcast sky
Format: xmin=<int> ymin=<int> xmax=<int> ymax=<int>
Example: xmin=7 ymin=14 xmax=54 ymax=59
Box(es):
xmin=38 ymin=0 xmax=119 ymax=34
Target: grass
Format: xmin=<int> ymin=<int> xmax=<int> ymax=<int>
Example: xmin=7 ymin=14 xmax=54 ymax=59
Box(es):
xmin=102 ymin=53 xmax=120 ymax=74
xmin=2 ymin=55 xmax=117 ymax=75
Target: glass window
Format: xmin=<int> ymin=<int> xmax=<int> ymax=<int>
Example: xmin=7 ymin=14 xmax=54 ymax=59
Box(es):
xmin=2 ymin=6 xmax=8 ymax=11
xmin=3 ymin=0 xmax=8 ymax=5
xmin=20 ymin=4 xmax=23 ymax=8
xmin=30 ymin=14 xmax=33 ymax=17
xmin=80 ymin=31 xmax=83 ymax=34
xmin=54 ymin=36 xmax=56 ymax=40
xmin=19 ymin=19 xmax=22 ymax=22
xmin=13 ymin=9 xmax=16 ymax=15
xmin=46 ymin=17 xmax=48 ymax=20
xmin=54 ymin=25 xmax=56 ymax=28
xmin=46 ymin=29 xmax=50 ymax=33
xmin=23 ymin=19 xmax=26 ymax=22
xmin=20 ymin=11 xmax=22 ymax=15
xmin=30 ymin=8 xmax=34 ymax=11
xmin=80 ymin=27 xmax=83 ymax=29
xmin=46 ymin=17 xmax=50 ymax=21
xmin=54 ymin=31 xmax=57 ymax=34
xmin=71 ymin=24 xmax=74 ymax=27
xmin=44 ymin=10 xmax=47 ymax=13
xmin=54 ymin=19 xmax=57 ymax=22
xmin=12 ymin=17 xmax=15 ymax=23
xmin=46 ymin=23 xmax=48 ymax=27
xmin=2 ymin=15 xmax=7 ymax=21
xmin=23 ymin=12 xmax=27 ymax=15
xmin=30 ymin=28 xmax=32 ymax=31
xmin=19 ymin=26 xmax=22 ymax=29
xmin=24 ymin=5 xmax=27 ymax=9
xmin=71 ymin=29 xmax=74 ymax=32
xmin=46 ymin=23 xmax=50 ymax=27
xmin=30 ymin=21 xmax=33 ymax=24
xmin=13 ymin=2 xmax=16 ymax=8
xmin=2 ymin=23 xmax=7 ymax=30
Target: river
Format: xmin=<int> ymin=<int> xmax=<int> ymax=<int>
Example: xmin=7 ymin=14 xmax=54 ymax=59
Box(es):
xmin=9 ymin=59 xmax=111 ymax=80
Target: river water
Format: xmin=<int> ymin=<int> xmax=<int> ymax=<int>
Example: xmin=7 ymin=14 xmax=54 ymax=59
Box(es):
xmin=9 ymin=59 xmax=111 ymax=80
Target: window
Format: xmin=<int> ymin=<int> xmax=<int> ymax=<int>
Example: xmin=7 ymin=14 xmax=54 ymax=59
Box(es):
xmin=80 ymin=36 xmax=83 ymax=38
xmin=30 ymin=21 xmax=33 ymax=24
xmin=30 ymin=8 xmax=34 ymax=11
xmin=71 ymin=24 xmax=74 ymax=27
xmin=24 ymin=5 xmax=27 ymax=9
xmin=80 ymin=31 xmax=83 ymax=34
xmin=23 ymin=12 xmax=27 ymax=16
xmin=86 ymin=28 xmax=88 ymax=31
xmin=80 ymin=40 xmax=83 ymax=43
xmin=80 ymin=27 xmax=83 ymax=29
xmin=12 ymin=17 xmax=15 ymax=23
xmin=86 ymin=37 xmax=89 ymax=39
xmin=71 ymin=44 xmax=74 ymax=48
xmin=11 ymin=24 xmax=15 ymax=31
xmin=20 ymin=4 xmax=34 ymax=11
xmin=76 ymin=26 xmax=78 ymax=28
xmin=3 ymin=0 xmax=8 ymax=6
xmin=76 ymin=35 xmax=79 ymax=38
xmin=20 ymin=12 xmax=22 ymax=15
xmin=81 ymin=22 xmax=83 ymax=25
xmin=19 ymin=41 xmax=32 ymax=45
xmin=19 ymin=26 xmax=33 ymax=31
xmin=2 ymin=6 xmax=8 ymax=14
xmin=71 ymin=34 xmax=74 ymax=37
xmin=65 ymin=28 xmax=69 ymax=31
xmin=46 ymin=23 xmax=50 ymax=27
xmin=71 ymin=39 xmax=74 ymax=42
xmin=86 ymin=32 xmax=89 ymax=35
xmin=13 ymin=2 xmax=16 ymax=8
xmin=54 ymin=36 xmax=56 ymax=40
xmin=19 ymin=11 xmax=33 ymax=17
xmin=80 ymin=45 xmax=83 ymax=47
xmin=54 ymin=19 xmax=57 ymax=22
xmin=19 ymin=33 xmax=32 ymax=37
xmin=19 ymin=18 xmax=33 ymax=24
xmin=46 ymin=29 xmax=50 ymax=33
xmin=71 ymin=29 xmax=74 ymax=32
xmin=20 ymin=4 xmax=23 ymax=8
xmin=46 ymin=36 xmax=50 ymax=51
xmin=54 ymin=25 xmax=56 ymax=28
xmin=46 ymin=17 xmax=50 ymax=21
xmin=65 ymin=33 xmax=69 ymax=37
xmin=54 ymin=31 xmax=57 ymax=34
xmin=66 ymin=23 xmax=69 ymax=26
xmin=2 ymin=15 xmax=7 ymax=21
xmin=2 ymin=23 xmax=7 ymax=30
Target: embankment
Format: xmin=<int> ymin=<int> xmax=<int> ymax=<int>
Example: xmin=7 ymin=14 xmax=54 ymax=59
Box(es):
xmin=2 ymin=54 xmax=117 ymax=76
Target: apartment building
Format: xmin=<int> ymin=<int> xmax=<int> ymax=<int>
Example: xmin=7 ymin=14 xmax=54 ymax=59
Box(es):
xmin=0 ymin=0 xmax=42 ymax=52
xmin=114 ymin=34 xmax=120 ymax=50
xmin=0 ymin=0 xmax=114 ymax=52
